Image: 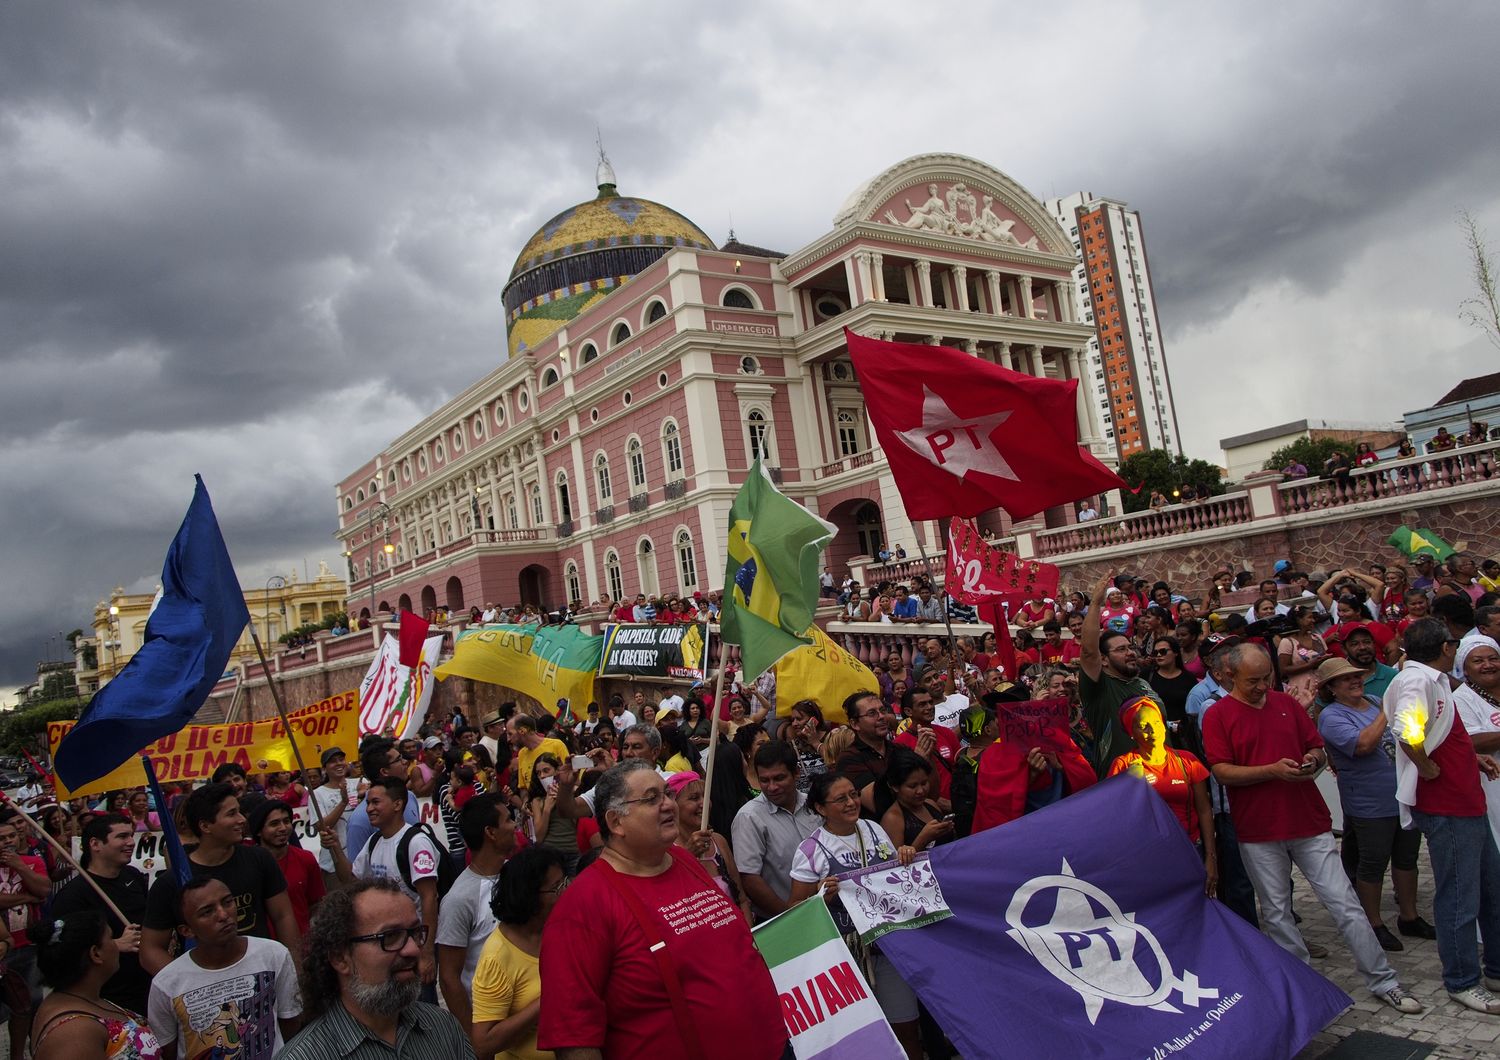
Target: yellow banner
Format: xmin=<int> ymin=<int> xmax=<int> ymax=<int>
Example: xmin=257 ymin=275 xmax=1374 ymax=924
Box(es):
xmin=47 ymin=690 xmax=360 ymax=799
xmin=773 ymin=626 xmax=878 ymax=726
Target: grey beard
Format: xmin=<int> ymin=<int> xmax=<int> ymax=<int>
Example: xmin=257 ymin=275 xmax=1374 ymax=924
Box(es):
xmin=347 ymin=972 xmax=420 ymax=1017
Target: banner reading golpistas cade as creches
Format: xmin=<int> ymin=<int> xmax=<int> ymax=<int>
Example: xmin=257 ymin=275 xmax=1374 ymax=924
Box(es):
xmin=46 ymin=690 xmax=360 ymax=799
xmin=598 ymin=622 xmax=709 ymax=681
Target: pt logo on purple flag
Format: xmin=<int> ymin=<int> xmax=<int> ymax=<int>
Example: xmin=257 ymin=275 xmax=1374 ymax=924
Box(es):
xmin=1005 ymin=859 xmax=1218 ymax=1024
xmin=872 ymin=775 xmax=1351 ymax=1059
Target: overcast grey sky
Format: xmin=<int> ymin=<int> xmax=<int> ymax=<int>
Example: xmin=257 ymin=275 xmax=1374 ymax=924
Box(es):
xmin=4 ymin=1 xmax=1499 ymax=693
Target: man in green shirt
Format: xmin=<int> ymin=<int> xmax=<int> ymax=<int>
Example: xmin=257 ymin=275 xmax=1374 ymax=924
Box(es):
xmin=1078 ymin=568 xmax=1164 ymax=776
xmin=1344 ymin=626 xmax=1398 ymax=700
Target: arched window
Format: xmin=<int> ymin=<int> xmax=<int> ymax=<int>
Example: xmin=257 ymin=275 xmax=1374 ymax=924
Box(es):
xmin=636 ymin=537 xmax=660 ymax=597
xmin=627 ymin=437 xmax=646 ymax=490
xmin=343 ymin=497 xmax=353 ymax=511
xmin=646 ymin=299 xmax=667 ymax=324
xmin=541 ymin=367 xmax=559 ymax=388
xmin=837 ymin=409 xmax=864 ymax=456
xmin=355 ymin=488 xmax=365 ymax=502
xmin=580 ymin=343 xmax=599 ymax=365
xmin=530 ymin=484 xmax=543 ymax=526
xmin=663 ymin=421 xmax=684 ymax=476
xmin=611 ymin=322 xmax=631 ymax=347
xmin=594 ymin=453 xmax=612 ymax=502
xmin=565 ymin=562 xmax=582 ymax=605
xmin=387 ymin=469 xmax=397 ymax=484
xmin=722 ymin=287 xmax=756 ymax=310
xmin=504 ymin=494 xmax=517 ymax=529
xmin=604 ymin=550 xmax=624 ymax=602
xmin=676 ymin=530 xmax=698 ymax=589
xmin=555 ymin=471 xmax=573 ymax=522
xmin=747 ymin=409 xmax=770 ymax=462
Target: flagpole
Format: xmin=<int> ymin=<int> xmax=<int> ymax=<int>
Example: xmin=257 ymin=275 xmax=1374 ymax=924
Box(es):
xmin=0 ymin=793 xmax=129 ymax=924
xmin=248 ymin=629 xmax=327 ymax=830
xmin=697 ymin=631 xmax=732 ymax=836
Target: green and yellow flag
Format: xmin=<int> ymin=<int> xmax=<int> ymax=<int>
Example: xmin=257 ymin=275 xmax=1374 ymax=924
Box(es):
xmin=1387 ymin=526 xmax=1457 ymax=563
xmin=435 ymin=623 xmax=601 ymax=718
xmin=774 ymin=626 xmax=878 ymax=725
xmin=723 ymin=461 xmax=837 ymax=681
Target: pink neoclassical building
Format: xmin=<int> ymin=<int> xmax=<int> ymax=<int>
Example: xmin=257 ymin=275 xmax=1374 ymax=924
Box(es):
xmin=334 ymin=152 xmax=1115 ymax=621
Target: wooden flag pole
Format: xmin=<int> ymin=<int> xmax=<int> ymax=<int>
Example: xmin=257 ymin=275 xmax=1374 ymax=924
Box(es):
xmin=248 ymin=628 xmax=328 ymax=831
xmin=697 ymin=632 xmax=733 ymax=835
xmin=0 ymin=793 xmax=130 ymax=925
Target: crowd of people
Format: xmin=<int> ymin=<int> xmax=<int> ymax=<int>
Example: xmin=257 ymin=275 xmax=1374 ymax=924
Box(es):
xmin=3 ymin=545 xmax=1500 ymax=1057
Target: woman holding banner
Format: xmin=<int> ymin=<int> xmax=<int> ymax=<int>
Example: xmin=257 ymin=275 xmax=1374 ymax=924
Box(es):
xmin=1107 ymin=696 xmax=1217 ymax=897
xmin=790 ymin=773 xmax=920 ymax=1060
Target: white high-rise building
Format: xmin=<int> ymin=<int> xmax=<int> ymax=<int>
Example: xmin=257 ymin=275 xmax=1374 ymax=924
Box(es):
xmin=1047 ymin=192 xmax=1181 ymax=459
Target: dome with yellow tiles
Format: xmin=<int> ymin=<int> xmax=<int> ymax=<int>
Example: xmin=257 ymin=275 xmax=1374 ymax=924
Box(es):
xmin=502 ymin=161 xmax=716 ymax=356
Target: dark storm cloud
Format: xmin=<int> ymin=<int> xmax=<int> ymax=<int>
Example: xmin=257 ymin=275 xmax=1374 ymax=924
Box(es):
xmin=3 ymin=1 xmax=1498 ymax=690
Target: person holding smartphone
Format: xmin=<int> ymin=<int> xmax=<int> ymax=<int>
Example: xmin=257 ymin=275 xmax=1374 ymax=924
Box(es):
xmin=527 ymin=755 xmax=579 ymax=875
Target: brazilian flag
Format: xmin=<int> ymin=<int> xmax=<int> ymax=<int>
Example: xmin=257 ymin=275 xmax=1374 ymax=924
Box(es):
xmin=1387 ymin=526 xmax=1456 ymax=563
xmin=723 ymin=461 xmax=837 ymax=680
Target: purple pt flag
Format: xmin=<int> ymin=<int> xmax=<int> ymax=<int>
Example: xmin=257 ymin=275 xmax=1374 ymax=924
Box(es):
xmin=876 ymin=775 xmax=1351 ymax=1059
xmin=55 ymin=476 xmax=249 ymax=791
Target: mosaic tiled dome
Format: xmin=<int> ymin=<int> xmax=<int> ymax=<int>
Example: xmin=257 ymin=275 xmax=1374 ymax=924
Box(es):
xmin=502 ymin=168 xmax=715 ymax=356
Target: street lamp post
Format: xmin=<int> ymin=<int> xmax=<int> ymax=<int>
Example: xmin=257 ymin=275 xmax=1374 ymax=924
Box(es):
xmin=361 ymin=502 xmax=395 ymax=621
xmin=265 ymin=575 xmax=287 ymax=645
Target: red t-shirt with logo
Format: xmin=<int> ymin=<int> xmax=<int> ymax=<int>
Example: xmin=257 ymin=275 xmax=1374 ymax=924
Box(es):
xmin=1200 ymin=690 xmax=1331 ymax=843
xmin=538 ymin=847 xmax=786 ymax=1060
xmin=1416 ymin=712 xmax=1487 ymax=817
xmin=1107 ymin=749 xmax=1211 ymax=842
xmin=894 ymin=724 xmax=961 ymax=798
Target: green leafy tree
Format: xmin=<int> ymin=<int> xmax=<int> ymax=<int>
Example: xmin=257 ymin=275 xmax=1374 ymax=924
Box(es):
xmin=0 ymin=698 xmax=81 ymax=757
xmin=1262 ymin=437 xmax=1354 ymax=476
xmin=1116 ymin=449 xmax=1226 ymax=514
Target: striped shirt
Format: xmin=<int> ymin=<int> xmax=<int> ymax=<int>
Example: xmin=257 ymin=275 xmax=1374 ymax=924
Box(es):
xmin=276 ymin=999 xmax=475 ymax=1060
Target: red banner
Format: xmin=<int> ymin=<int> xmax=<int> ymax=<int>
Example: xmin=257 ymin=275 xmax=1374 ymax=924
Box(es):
xmin=945 ymin=518 xmax=1060 ymax=605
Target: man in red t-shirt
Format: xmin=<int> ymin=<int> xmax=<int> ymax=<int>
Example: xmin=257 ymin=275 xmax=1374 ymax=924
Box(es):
xmin=1201 ymin=643 xmax=1421 ymax=1013
xmin=894 ymin=687 xmax=960 ymax=801
xmin=537 ymin=760 xmax=787 ymax=1060
xmin=1384 ymin=619 xmax=1500 ymax=1013
xmin=0 ymin=811 xmax=52 ymax=1052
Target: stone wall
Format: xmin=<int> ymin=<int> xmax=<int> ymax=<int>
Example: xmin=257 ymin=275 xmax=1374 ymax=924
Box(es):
xmin=1051 ymin=494 xmax=1500 ymax=596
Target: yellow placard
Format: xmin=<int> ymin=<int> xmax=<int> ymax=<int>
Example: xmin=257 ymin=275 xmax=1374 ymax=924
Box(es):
xmin=47 ymin=690 xmax=360 ymax=799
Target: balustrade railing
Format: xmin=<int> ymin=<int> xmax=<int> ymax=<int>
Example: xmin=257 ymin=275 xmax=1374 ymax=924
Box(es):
xmin=664 ymin=479 xmax=687 ymax=500
xmin=595 ymin=505 xmax=615 ymax=525
xmin=1278 ymin=441 xmax=1500 ymax=515
xmin=1034 ymin=492 xmax=1253 ymax=558
xmin=814 ymin=450 xmax=878 ymax=480
xmin=629 ymin=493 xmax=650 ymax=513
xmin=825 ymin=620 xmax=1002 ymax=673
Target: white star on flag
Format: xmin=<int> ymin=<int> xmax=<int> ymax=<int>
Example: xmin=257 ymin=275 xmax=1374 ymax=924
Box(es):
xmin=897 ymin=386 xmax=1018 ymax=482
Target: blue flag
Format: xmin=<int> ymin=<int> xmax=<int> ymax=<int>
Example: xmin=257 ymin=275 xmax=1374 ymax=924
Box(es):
xmin=55 ymin=476 xmax=249 ymax=791
xmin=140 ymin=756 xmax=193 ymax=887
xmin=872 ymin=775 xmax=1351 ymax=1059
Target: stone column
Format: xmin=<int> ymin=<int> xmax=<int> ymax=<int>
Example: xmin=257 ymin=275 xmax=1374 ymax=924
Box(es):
xmin=985 ymin=269 xmax=1003 ymax=315
xmin=953 ymin=265 xmax=969 ymax=312
xmin=853 ymin=251 xmax=872 ymax=306
xmin=871 ymin=252 xmax=886 ymax=302
xmin=963 ymin=339 xmax=978 ymax=357
xmin=1072 ymin=348 xmax=1104 ymax=443
xmin=916 ymin=259 xmax=933 ymax=308
xmin=1020 ymin=274 xmax=1036 ymax=319
xmin=996 ymin=342 xmax=1014 ymax=370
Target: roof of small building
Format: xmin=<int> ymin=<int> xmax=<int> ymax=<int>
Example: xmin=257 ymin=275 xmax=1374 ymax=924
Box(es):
xmin=1435 ymin=372 xmax=1500 ymax=407
xmin=719 ymin=236 xmax=786 ymax=260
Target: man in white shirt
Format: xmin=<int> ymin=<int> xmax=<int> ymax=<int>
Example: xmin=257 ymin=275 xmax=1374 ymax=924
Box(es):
xmin=308 ymin=747 xmax=361 ymax=890
xmin=609 ymin=696 xmax=637 ymax=733
xmin=323 ymin=777 xmax=441 ymax=992
xmin=478 ymin=711 xmax=505 ymax=766
xmin=658 ymin=689 xmax=686 ymax=716
xmin=148 ymin=877 xmax=302 ymax=1057
xmin=435 ymin=793 xmax=516 ymax=1039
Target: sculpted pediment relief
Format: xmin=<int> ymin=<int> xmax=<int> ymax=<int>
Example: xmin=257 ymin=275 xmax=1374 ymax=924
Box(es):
xmin=877 ymin=181 xmax=1040 ymax=249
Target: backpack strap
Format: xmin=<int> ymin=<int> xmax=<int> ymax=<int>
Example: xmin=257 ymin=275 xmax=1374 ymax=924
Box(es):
xmin=394 ymin=828 xmax=416 ymax=894
xmin=595 ymin=855 xmax=709 ymax=1060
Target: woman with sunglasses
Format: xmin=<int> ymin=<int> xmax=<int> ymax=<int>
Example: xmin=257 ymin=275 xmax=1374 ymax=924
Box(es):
xmin=471 ymin=846 xmax=567 ymax=1060
xmin=789 ymin=773 xmax=920 ymax=1060
xmin=1146 ymin=637 xmax=1197 ymax=731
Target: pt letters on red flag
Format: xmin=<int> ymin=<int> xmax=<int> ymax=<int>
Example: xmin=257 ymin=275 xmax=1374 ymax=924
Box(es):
xmin=846 ymin=329 xmax=1123 ymax=520
xmin=946 ymin=518 xmax=1060 ymax=605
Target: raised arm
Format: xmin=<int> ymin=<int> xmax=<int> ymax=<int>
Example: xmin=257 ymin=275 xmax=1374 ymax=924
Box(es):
xmin=1078 ymin=569 xmax=1114 ymax=682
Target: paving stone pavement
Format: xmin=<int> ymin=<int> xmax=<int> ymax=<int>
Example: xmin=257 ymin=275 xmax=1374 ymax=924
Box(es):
xmin=1292 ymin=843 xmax=1500 ymax=1060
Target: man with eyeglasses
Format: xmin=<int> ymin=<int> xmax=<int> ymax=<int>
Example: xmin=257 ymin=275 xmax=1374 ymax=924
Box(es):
xmin=835 ymin=691 xmax=897 ymax=818
xmin=538 ymin=760 xmax=787 ymax=1059
xmin=1077 ymin=568 xmax=1166 ymax=776
xmin=1202 ymin=641 xmax=1423 ymax=1015
xmin=279 ymin=878 xmax=475 ymax=1060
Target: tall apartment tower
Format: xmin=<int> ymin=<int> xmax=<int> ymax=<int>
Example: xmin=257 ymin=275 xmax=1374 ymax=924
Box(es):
xmin=1047 ymin=192 xmax=1181 ymax=459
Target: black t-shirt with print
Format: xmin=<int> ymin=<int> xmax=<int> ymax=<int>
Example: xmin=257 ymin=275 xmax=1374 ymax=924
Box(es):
xmin=142 ymin=844 xmax=286 ymax=937
xmin=51 ymin=866 xmax=151 ymax=1014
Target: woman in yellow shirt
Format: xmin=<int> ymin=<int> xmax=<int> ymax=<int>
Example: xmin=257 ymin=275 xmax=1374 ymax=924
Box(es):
xmin=470 ymin=847 xmax=569 ymax=1059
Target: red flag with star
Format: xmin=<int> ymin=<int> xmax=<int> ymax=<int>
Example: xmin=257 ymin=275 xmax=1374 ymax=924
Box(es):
xmin=845 ymin=329 xmax=1124 ymax=519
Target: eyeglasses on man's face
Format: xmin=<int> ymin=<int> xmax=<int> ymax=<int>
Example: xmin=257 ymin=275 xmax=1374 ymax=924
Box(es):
xmin=618 ymin=788 xmax=672 ymax=809
xmin=350 ymin=924 xmax=429 ymax=952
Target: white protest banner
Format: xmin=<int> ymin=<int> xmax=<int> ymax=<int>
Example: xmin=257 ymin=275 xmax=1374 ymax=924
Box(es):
xmin=359 ymin=634 xmax=445 ymax=739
